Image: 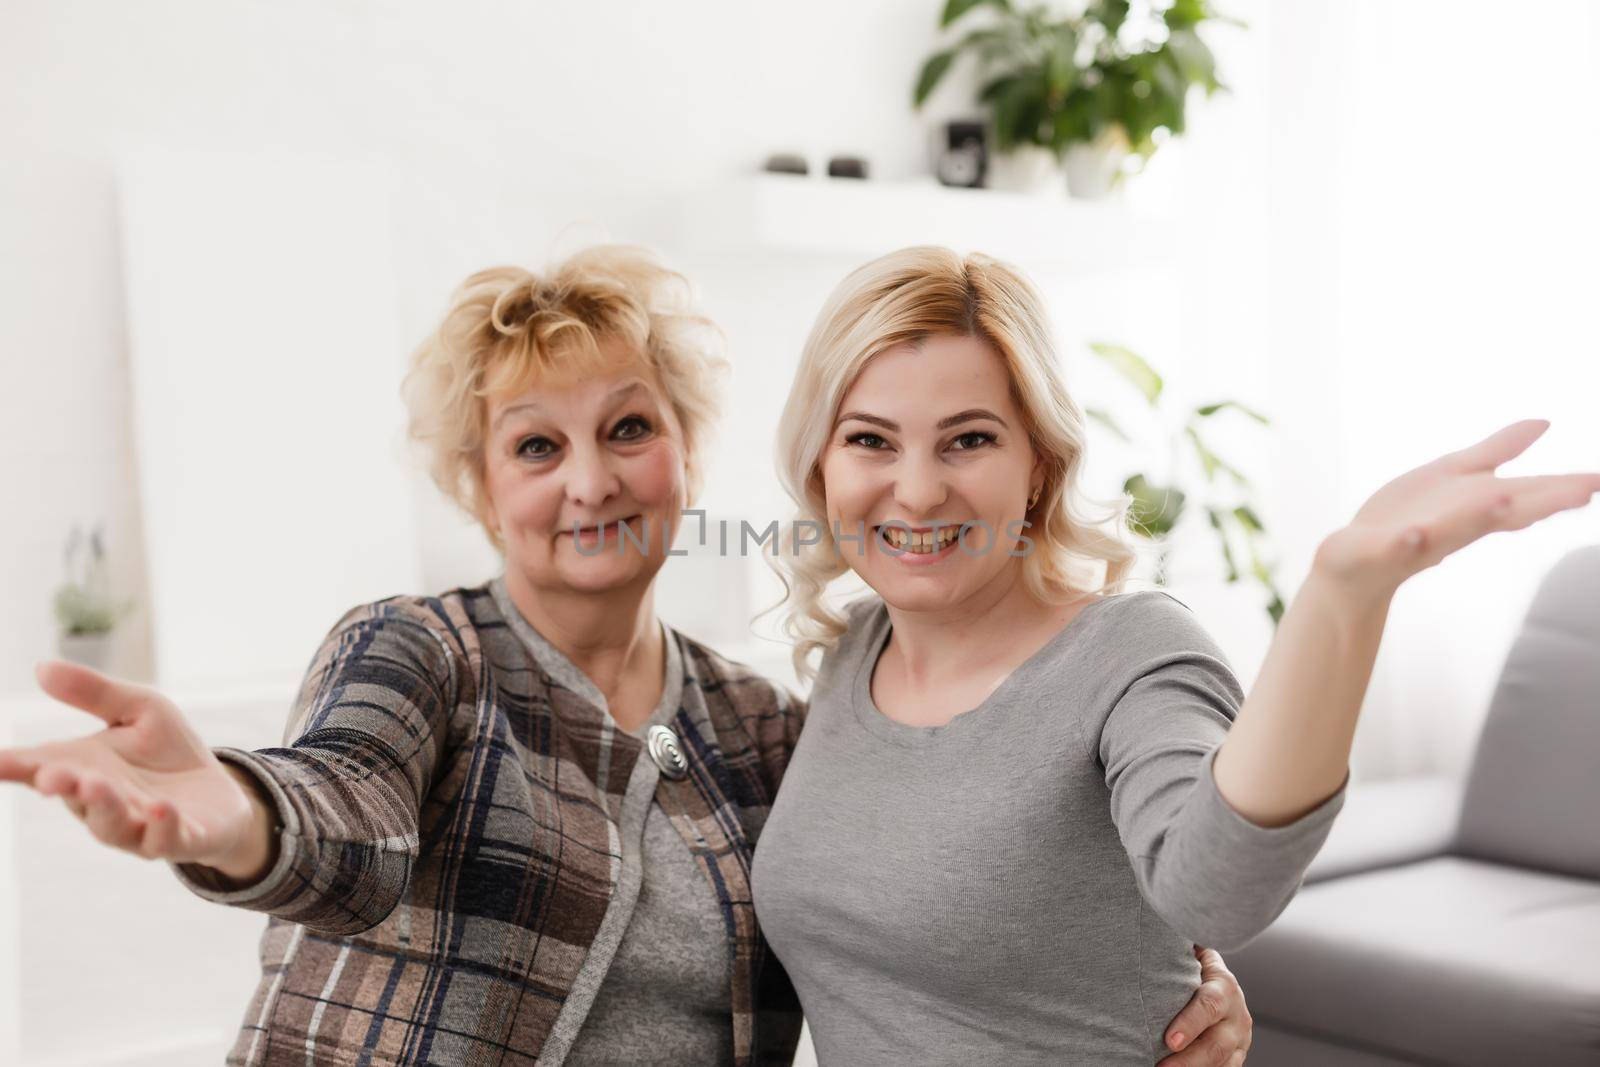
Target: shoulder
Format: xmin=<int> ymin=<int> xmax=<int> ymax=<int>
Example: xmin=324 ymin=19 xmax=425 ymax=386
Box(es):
xmin=1084 ymin=589 xmax=1243 ymax=713
xmin=842 ymin=591 xmax=885 ymax=627
xmin=1033 ymin=588 xmax=1240 ymax=717
xmin=675 ymin=630 xmax=806 ymax=778
xmin=1081 ymin=588 xmax=1224 ymax=659
xmin=311 ymin=586 xmax=488 ymax=685
xmin=675 ymin=630 xmax=804 ymax=726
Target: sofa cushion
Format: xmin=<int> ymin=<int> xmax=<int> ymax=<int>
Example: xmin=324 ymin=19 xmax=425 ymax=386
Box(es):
xmin=1228 ymin=857 xmax=1600 ymax=1067
xmin=1303 ymin=776 xmax=1461 ymax=885
xmin=1457 ymin=545 xmax=1600 ymax=879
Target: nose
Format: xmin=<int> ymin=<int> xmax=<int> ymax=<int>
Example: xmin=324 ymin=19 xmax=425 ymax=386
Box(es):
xmin=564 ymin=441 xmax=623 ymax=510
xmin=892 ymin=453 xmax=949 ymax=516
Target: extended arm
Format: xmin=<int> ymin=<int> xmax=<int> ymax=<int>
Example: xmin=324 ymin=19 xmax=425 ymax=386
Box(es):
xmin=1213 ymin=419 xmax=1600 ymax=826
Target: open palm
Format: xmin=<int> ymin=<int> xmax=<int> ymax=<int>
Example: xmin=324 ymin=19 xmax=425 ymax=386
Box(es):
xmin=1315 ymin=419 xmax=1600 ymax=598
xmin=0 ymin=661 xmax=255 ymax=866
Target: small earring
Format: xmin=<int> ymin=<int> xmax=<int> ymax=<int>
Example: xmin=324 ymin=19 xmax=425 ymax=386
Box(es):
xmin=1028 ymin=486 xmax=1042 ymax=509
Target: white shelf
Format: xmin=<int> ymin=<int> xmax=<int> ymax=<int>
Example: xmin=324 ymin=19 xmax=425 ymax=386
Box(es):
xmin=667 ymin=173 xmax=1179 ymax=273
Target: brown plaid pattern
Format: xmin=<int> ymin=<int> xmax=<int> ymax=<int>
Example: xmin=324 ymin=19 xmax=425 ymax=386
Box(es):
xmin=172 ymin=582 xmax=804 ymax=1066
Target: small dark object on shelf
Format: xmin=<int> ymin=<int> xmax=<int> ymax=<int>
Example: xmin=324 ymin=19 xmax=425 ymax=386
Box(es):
xmin=827 ymin=156 xmax=869 ymax=179
xmin=936 ymin=120 xmax=987 ymax=188
xmin=763 ymin=153 xmax=809 ymax=176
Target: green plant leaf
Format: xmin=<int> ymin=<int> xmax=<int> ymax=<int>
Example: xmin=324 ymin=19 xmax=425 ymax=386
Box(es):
xmin=940 ymin=0 xmax=1010 ymax=28
xmin=1186 ymin=427 xmax=1254 ymax=488
xmin=1205 ymin=506 xmax=1241 ymax=582
xmin=979 ymin=72 xmax=1020 ymax=103
xmin=1089 ymin=342 xmax=1163 ymax=406
xmin=1194 ymin=399 xmax=1270 ymax=424
xmin=1265 ymin=591 xmax=1285 ymax=625
xmin=1085 ymin=406 xmax=1133 ymax=443
xmin=989 ymin=70 xmax=1052 ymax=149
xmin=914 ymin=50 xmax=958 ymax=108
xmin=1166 ymin=28 xmax=1220 ymax=93
xmin=1163 ymin=0 xmax=1211 ymax=31
xmin=1094 ymin=0 xmax=1132 ymax=35
xmin=1232 ymin=504 xmax=1265 ymax=533
xmin=1185 ymin=425 xmax=1221 ymax=483
xmin=1045 ymin=23 xmax=1078 ymax=95
xmin=957 ymin=26 xmax=1010 ymax=63
xmin=1123 ymin=473 xmax=1185 ymax=539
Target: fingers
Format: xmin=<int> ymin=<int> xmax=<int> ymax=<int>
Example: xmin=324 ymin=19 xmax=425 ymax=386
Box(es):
xmin=80 ymin=773 xmax=147 ymax=851
xmin=33 ymin=763 xmax=172 ymax=857
xmin=33 ymin=762 xmax=88 ymax=819
xmin=1195 ymin=944 xmax=1229 ymax=980
xmin=1490 ymin=474 xmax=1600 ymax=531
xmin=0 ymin=747 xmax=43 ymax=786
xmin=1165 ymin=977 xmax=1229 ymax=1053
xmin=33 ymin=660 xmax=151 ymax=727
xmin=1158 ymin=1023 xmax=1245 ymax=1067
xmin=1408 ymin=473 xmax=1600 ymax=565
xmin=139 ymin=799 xmax=193 ymax=860
xmin=1439 ymin=419 xmax=1549 ymax=474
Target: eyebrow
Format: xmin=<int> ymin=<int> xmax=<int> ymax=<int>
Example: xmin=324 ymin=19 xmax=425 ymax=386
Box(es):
xmin=835 ymin=408 xmax=1009 ymax=432
xmin=493 ymin=380 xmax=650 ymax=432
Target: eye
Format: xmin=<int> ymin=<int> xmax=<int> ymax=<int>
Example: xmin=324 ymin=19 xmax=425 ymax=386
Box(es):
xmin=613 ymin=414 xmax=653 ymax=441
xmin=516 ymin=435 xmax=557 ymax=460
xmin=845 ymin=432 xmax=889 ymax=450
xmin=949 ymin=430 xmax=997 ymax=451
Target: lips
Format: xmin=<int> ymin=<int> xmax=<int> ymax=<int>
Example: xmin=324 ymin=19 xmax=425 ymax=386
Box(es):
xmin=564 ymin=514 xmax=641 ymax=537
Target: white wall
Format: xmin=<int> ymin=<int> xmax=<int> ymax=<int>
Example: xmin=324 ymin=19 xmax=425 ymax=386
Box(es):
xmin=0 ymin=0 xmax=972 ymax=695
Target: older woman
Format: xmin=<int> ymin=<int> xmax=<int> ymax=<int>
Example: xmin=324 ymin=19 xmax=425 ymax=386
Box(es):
xmin=0 ymin=246 xmax=1252 ymax=1066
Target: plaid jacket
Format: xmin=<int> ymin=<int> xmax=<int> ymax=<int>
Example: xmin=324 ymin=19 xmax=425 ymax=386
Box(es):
xmin=172 ymin=581 xmax=805 ymax=1066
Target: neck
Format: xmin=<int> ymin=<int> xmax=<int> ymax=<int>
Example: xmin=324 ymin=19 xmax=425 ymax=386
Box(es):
xmin=502 ymin=568 xmax=661 ymax=701
xmin=880 ymin=564 xmax=1053 ymax=685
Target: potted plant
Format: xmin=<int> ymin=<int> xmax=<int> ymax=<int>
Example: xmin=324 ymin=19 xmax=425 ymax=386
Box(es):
xmin=1084 ymin=342 xmax=1287 ymax=625
xmin=913 ymin=0 xmax=1238 ymax=198
xmin=53 ymin=524 xmax=132 ymax=670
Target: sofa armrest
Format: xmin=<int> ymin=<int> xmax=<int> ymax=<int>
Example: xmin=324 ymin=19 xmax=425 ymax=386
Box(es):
xmin=1302 ymin=776 xmax=1463 ymax=884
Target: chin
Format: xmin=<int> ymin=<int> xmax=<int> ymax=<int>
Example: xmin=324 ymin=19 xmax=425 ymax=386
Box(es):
xmin=865 ymin=569 xmax=973 ymax=613
xmin=558 ymin=555 xmax=657 ymax=593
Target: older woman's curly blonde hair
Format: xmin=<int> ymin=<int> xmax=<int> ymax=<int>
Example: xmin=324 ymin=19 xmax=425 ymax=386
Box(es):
xmin=772 ymin=246 xmax=1142 ymax=682
xmin=402 ymin=245 xmax=727 ymax=553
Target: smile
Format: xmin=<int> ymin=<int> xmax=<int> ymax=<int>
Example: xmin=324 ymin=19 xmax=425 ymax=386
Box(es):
xmin=877 ymin=524 xmax=962 ymax=555
xmin=565 ymin=515 xmax=642 ymax=539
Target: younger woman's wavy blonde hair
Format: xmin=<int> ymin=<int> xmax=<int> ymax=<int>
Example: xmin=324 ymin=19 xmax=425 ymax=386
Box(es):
xmin=402 ymin=245 xmax=726 ymax=554
xmin=773 ymin=246 xmax=1141 ymax=681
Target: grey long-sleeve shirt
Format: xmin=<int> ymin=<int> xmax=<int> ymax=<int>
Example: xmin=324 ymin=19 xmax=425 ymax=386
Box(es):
xmin=750 ymin=590 xmax=1345 ymax=1066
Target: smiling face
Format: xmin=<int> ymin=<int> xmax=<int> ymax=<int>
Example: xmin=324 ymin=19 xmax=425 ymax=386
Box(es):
xmin=819 ymin=332 xmax=1042 ymax=614
xmin=481 ymin=338 xmax=688 ymax=598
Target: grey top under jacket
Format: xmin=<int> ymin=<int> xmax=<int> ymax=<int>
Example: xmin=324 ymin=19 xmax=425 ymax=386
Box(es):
xmin=750 ymin=589 xmax=1346 ymax=1066
xmin=490 ymin=580 xmax=733 ymax=1066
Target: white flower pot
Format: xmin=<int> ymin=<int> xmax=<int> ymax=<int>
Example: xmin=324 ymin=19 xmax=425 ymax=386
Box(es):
xmin=1063 ymin=126 xmax=1132 ymax=200
xmin=57 ymin=632 xmax=113 ymax=671
xmin=986 ymin=144 xmax=1064 ymax=195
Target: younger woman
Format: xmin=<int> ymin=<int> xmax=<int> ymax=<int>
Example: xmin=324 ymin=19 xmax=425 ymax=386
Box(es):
xmin=751 ymin=246 xmax=1599 ymax=1065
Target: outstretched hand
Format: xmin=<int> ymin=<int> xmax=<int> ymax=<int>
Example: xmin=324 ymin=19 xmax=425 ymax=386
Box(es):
xmin=1314 ymin=419 xmax=1600 ymax=600
xmin=0 ymin=661 xmax=260 ymax=871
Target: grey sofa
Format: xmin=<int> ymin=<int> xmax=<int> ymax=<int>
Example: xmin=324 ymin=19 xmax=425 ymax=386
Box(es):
xmin=1229 ymin=545 xmax=1600 ymax=1066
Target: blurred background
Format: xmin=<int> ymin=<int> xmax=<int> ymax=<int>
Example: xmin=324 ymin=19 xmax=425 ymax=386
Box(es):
xmin=1 ymin=1 xmax=1597 ymax=1064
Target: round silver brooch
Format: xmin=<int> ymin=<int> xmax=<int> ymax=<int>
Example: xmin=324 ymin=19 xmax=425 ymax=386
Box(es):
xmin=645 ymin=724 xmax=689 ymax=781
